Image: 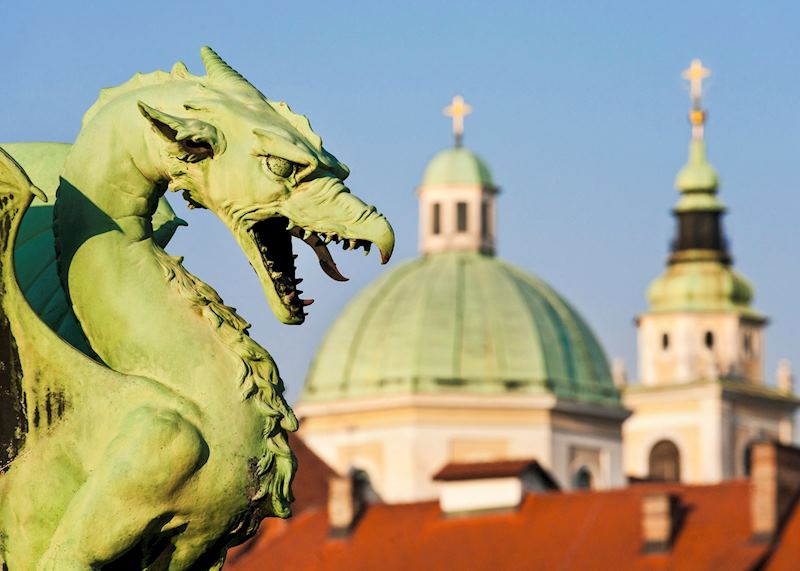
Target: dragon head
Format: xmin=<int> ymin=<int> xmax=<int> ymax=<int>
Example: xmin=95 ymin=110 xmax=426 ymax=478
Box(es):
xmin=137 ymin=47 xmax=394 ymax=324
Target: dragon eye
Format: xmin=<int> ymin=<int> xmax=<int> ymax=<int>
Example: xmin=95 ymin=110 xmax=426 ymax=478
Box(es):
xmin=264 ymin=155 xmax=295 ymax=178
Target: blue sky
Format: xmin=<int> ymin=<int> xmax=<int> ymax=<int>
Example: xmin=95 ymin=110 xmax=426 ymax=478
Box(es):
xmin=3 ymin=1 xmax=798 ymax=402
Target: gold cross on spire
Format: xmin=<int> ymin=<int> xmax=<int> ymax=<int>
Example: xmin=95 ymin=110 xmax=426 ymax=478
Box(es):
xmin=682 ymin=59 xmax=711 ymax=140
xmin=682 ymin=59 xmax=710 ymax=103
xmin=444 ymin=95 xmax=472 ymax=147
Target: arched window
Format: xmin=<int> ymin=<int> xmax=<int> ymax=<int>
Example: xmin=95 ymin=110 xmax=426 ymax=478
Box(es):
xmin=649 ymin=440 xmax=681 ymax=482
xmin=704 ymin=331 xmax=714 ymax=350
xmin=572 ymin=466 xmax=593 ymax=490
xmin=432 ymin=203 xmax=441 ymax=235
xmin=456 ymin=202 xmax=468 ymax=232
xmin=661 ymin=333 xmax=670 ymax=351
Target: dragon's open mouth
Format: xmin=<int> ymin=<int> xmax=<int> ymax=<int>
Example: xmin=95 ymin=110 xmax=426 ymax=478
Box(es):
xmin=249 ymin=216 xmax=375 ymax=319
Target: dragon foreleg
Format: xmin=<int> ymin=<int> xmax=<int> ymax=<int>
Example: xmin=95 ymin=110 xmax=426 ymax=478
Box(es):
xmin=38 ymin=406 xmax=207 ymax=570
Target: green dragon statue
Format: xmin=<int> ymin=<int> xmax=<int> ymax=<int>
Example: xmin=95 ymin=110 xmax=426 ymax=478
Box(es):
xmin=0 ymin=47 xmax=394 ymax=569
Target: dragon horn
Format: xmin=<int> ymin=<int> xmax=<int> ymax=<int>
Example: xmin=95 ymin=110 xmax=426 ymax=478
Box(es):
xmin=200 ymin=46 xmax=264 ymax=98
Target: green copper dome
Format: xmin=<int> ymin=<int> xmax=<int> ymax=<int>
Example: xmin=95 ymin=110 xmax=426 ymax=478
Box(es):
xmin=302 ymin=252 xmax=618 ymax=405
xmin=647 ymin=254 xmax=764 ymax=320
xmin=421 ymin=147 xmax=495 ymax=187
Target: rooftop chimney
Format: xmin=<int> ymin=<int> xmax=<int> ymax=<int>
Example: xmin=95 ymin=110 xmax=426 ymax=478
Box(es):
xmin=433 ymin=459 xmax=558 ymax=516
xmin=641 ymin=492 xmax=680 ymax=554
xmin=750 ymin=441 xmax=800 ymax=542
xmin=328 ymin=469 xmax=375 ymax=537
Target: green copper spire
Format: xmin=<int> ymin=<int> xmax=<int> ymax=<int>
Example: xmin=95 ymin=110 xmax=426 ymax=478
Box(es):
xmin=668 ymin=59 xmax=728 ymax=258
xmin=673 ymin=59 xmax=724 ymax=213
xmin=646 ymin=59 xmax=763 ymax=319
xmin=675 ymin=140 xmax=720 ymax=194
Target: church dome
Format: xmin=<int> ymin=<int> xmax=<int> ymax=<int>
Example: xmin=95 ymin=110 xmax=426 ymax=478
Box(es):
xmin=647 ymin=256 xmax=763 ymax=320
xmin=302 ymin=252 xmax=618 ymax=406
xmin=421 ymin=147 xmax=495 ymax=187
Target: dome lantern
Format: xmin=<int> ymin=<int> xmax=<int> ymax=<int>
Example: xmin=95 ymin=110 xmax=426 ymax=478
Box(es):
xmin=417 ymin=96 xmax=499 ymax=256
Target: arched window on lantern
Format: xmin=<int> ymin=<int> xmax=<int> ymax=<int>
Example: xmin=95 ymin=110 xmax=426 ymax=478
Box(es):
xmin=456 ymin=202 xmax=468 ymax=232
xmin=432 ymin=203 xmax=441 ymax=235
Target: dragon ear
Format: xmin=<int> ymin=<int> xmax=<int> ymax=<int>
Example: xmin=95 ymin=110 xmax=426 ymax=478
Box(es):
xmin=137 ymin=101 xmax=226 ymax=162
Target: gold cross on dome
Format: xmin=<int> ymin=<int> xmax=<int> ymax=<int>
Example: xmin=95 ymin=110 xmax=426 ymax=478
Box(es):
xmin=682 ymin=59 xmax=711 ymax=102
xmin=444 ymin=95 xmax=472 ymax=147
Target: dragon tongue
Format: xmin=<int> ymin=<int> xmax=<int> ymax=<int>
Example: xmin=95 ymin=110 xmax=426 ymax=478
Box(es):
xmin=289 ymin=226 xmax=349 ymax=282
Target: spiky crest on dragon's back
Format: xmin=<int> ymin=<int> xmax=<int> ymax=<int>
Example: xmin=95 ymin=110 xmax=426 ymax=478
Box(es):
xmin=82 ymin=57 xmax=322 ymax=150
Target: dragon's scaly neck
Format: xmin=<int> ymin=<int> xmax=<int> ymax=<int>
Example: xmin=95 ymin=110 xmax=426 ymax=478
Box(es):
xmin=54 ymin=98 xmax=237 ymax=398
xmin=55 ymin=91 xmax=295 ymax=510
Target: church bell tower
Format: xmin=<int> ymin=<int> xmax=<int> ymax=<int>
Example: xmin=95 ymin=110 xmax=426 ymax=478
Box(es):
xmin=622 ymin=60 xmax=798 ymax=485
xmin=639 ymin=59 xmax=765 ymax=386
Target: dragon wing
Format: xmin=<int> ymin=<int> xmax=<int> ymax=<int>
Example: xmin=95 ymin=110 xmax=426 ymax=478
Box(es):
xmin=0 ymin=147 xmax=45 ymax=467
xmin=1 ymin=142 xmax=186 ymax=358
xmin=1 ymin=144 xmax=184 ymax=468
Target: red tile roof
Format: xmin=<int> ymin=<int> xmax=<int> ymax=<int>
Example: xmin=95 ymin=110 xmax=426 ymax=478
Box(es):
xmin=764 ymin=498 xmax=800 ymax=570
xmin=227 ymin=478 xmax=770 ymax=571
